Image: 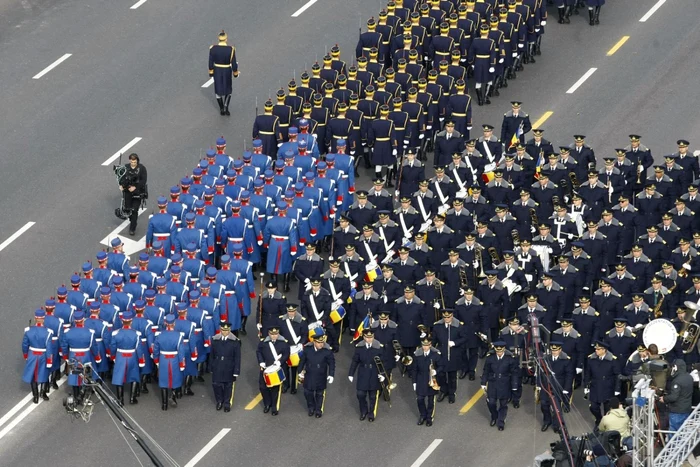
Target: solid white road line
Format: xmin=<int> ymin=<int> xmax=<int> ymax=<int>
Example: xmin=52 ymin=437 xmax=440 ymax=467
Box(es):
xmin=291 ymin=0 xmax=318 ymax=17
xmin=0 ymin=222 xmax=35 ymax=253
xmin=101 ymin=137 xmax=142 ymax=166
xmin=566 ymin=68 xmax=597 ymax=94
xmin=130 ymin=0 xmax=148 ymax=9
xmin=32 ymin=53 xmax=72 ymax=79
xmin=410 ymin=439 xmax=443 ymax=467
xmin=0 ymin=378 xmax=67 ymax=441
xmin=201 ymin=78 xmax=214 ymax=88
xmin=183 ymin=428 xmax=231 ymax=467
xmin=639 ymin=0 xmax=666 ymax=22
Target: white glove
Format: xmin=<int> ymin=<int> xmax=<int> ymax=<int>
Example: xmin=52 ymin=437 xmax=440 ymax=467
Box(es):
xmin=535 ymin=28 xmax=541 ymax=33
xmin=547 ymin=247 xmax=553 ymax=254
xmin=489 ymin=67 xmax=495 ymax=73
xmin=584 ymin=388 xmax=590 ymax=395
xmin=481 ymin=385 xmax=487 ymax=391
xmin=256 ymin=323 xmax=262 ymax=330
xmin=348 ymin=376 xmax=354 ymax=383
xmin=448 ymin=341 xmax=455 ymax=347
xmin=259 ymin=362 xmax=267 ymax=369
xmin=499 ymin=58 xmax=504 ymax=64
xmin=530 ymin=226 xmax=536 ymax=234
xmin=467 ymin=126 xmax=472 ymax=131
xmin=404 ymin=140 xmax=410 ymax=145
xmin=316 ymin=320 xmax=323 ymax=328
xmin=395 ymin=190 xmax=400 ymax=197
xmin=518 ymin=43 xmax=524 ymax=49
xmin=430 ymin=369 xmax=436 ymax=376
xmin=512 ymin=52 xmax=518 ymax=58
xmin=459 ymin=288 xmax=466 ymax=296
xmin=513 ymin=285 xmax=522 ymax=293
xmin=413 ymin=383 xmax=417 ymax=391
xmin=332 ymin=299 xmax=343 ymax=310
xmin=634 ymin=323 xmax=644 ymax=330
xmin=563 ymin=390 xmax=569 ymax=395
xmin=423 ymin=56 xmax=429 ymax=61
xmin=541 ymin=20 xmax=547 ymax=26
xmin=350 ymin=151 xmax=356 ymax=155
xmin=567 ymin=233 xmax=574 ymax=239
xmin=690 ymin=369 xmax=699 ymax=382
xmin=439 ymin=117 xmax=445 ymax=122
xmin=291 ymin=249 xmax=297 ymax=256
xmin=683 ymin=263 xmax=692 ymax=271
xmin=277 ymin=143 xmax=283 ymax=148
xmin=392 ymin=149 xmax=398 ymax=156
xmin=351 ymin=281 xmax=357 ymax=289
xmin=395 ymin=354 xmax=401 ymax=362
xmin=576 ymin=368 xmax=583 ymax=375
xmin=426 ymin=125 xmax=432 ymax=130
xmin=419 ymin=134 xmax=425 ymax=140
xmin=327 ymin=376 xmax=334 ymax=384
xmin=614 ymin=391 xmax=620 ymax=396
xmin=420 ymin=332 xmax=427 ymax=339
xmin=434 ymin=302 xmax=441 ymax=310
xmin=257 ymin=240 xmax=263 ymax=246
xmin=582 ymin=287 xmax=590 ymax=291
xmin=378 ymin=374 xmax=385 ymax=382
xmin=460 ymin=58 xmax=466 ymax=63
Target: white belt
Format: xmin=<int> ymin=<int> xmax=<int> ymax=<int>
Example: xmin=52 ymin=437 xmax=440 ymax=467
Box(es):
xmin=272 ymin=235 xmax=289 ymax=240
xmin=155 ymin=233 xmax=171 ymax=237
xmin=29 ymin=347 xmax=47 ymax=352
xmin=239 ymin=279 xmax=247 ymax=283
xmin=160 ymin=350 xmax=178 ymax=355
xmin=71 ymin=347 xmax=91 ymax=352
xmin=95 ymin=338 xmax=103 ymax=342
xmin=117 ymin=348 xmax=137 ymax=353
xmin=228 ymin=237 xmax=243 ymax=241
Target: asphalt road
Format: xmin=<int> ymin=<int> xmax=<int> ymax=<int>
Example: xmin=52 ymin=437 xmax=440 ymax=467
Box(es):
xmin=1 ymin=0 xmax=698 ymax=465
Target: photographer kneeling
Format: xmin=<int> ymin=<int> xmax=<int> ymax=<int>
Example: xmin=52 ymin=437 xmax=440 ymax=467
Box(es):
xmin=584 ymin=444 xmax=613 ymax=467
xmin=119 ymin=153 xmax=148 ymax=235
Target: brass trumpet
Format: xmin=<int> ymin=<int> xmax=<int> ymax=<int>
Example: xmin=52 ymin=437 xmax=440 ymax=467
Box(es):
xmin=488 ymin=247 xmax=500 ymax=266
xmin=429 ymin=360 xmax=440 ymax=391
xmin=636 ymin=163 xmax=644 ymax=184
xmin=476 ymin=247 xmax=487 ymax=279
xmin=393 ymin=340 xmax=413 ymax=366
xmin=568 ymin=171 xmax=580 ymax=190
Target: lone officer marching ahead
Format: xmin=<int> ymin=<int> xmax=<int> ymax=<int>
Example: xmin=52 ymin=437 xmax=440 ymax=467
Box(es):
xmin=481 ymin=340 xmax=519 ymax=431
xmin=208 ymin=30 xmax=240 ymax=116
xmin=298 ymin=334 xmax=336 ymax=418
xmin=210 ymin=322 xmax=241 ymax=413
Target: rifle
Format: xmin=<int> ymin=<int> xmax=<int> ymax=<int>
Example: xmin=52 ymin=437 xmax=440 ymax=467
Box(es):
xmin=257 ymin=272 xmax=265 ymax=339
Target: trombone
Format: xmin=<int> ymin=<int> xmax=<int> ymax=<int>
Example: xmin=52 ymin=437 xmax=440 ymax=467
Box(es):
xmin=374 ymin=356 xmax=391 ymax=405
xmin=476 ymin=247 xmax=487 ymax=279
xmin=393 ymin=339 xmax=413 ymax=376
xmin=488 ymin=247 xmax=501 ymax=267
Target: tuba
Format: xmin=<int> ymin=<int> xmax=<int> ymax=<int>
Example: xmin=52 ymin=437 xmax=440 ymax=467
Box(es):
xmin=428 ymin=360 xmax=440 ymax=391
xmin=680 ymin=321 xmax=700 ymax=354
xmin=488 ymin=247 xmax=501 ymax=266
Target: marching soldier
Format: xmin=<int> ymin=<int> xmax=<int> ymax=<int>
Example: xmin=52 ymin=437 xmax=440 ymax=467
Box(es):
xmin=208 ymin=30 xmax=239 ymax=116
xmin=432 ymin=309 xmax=466 ymax=404
xmin=298 ymin=334 xmax=336 ymax=418
xmin=348 ymin=329 xmax=386 ymax=422
xmin=454 ymin=287 xmax=488 ymax=378
xmin=256 ymin=281 xmax=287 ymax=335
xmin=539 ymin=341 xmax=574 ymax=433
xmin=302 ymin=278 xmax=336 ymax=350
xmin=210 ymin=322 xmax=241 ymax=412
xmin=60 ymin=311 xmax=100 ymax=403
xmin=478 ymin=270 xmax=508 ymax=341
xmin=256 ymin=326 xmax=290 ymax=416
xmin=370 ymin=311 xmax=399 ymax=386
xmin=584 ymin=341 xmax=620 ymax=425
xmin=152 ymin=314 xmax=186 ymax=411
xmin=252 ymin=100 xmax=282 ymax=157
xmin=413 ymin=336 xmax=443 ymax=427
xmin=480 ymin=340 xmax=519 ymax=430
xmin=278 ymin=304 xmax=306 ymax=394
xmin=22 ymin=309 xmax=54 ymax=403
xmin=501 ymin=101 xmax=531 ymax=149
xmin=109 ymin=310 xmax=145 ymax=406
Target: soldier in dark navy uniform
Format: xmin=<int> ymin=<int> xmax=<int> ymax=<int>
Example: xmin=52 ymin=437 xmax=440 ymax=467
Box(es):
xmin=411 ymin=336 xmax=443 ymax=427
xmin=277 ymin=304 xmax=306 ymax=394
xmin=252 ymin=100 xmax=282 ymax=157
xmin=208 ymin=30 xmax=239 ymax=116
xmin=480 ymin=340 xmax=519 ymax=430
xmin=432 ymin=309 xmax=466 ymax=404
xmin=298 ymin=334 xmax=335 ymax=418
xmin=501 ymin=101 xmax=531 ymax=149
xmin=584 ymin=341 xmax=620 ymax=425
xmin=538 ymin=341 xmax=574 ymax=433
xmin=348 ymin=329 xmax=387 ymax=422
xmin=210 ymin=322 xmax=241 ymax=412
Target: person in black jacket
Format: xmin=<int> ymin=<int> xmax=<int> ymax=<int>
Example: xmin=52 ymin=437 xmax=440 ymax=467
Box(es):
xmin=433 ymin=120 xmax=465 ymax=167
xmin=119 ymin=153 xmax=148 ymax=235
xmin=298 ymin=334 xmax=336 ymax=418
xmin=661 ymin=359 xmax=695 ymax=439
xmin=209 ymin=322 xmax=241 ymax=412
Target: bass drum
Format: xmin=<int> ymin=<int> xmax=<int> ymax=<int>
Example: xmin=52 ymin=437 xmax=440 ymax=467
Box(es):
xmin=642 ymin=319 xmax=678 ymax=355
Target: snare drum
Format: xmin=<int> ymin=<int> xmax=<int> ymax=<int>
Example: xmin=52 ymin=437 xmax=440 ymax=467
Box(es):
xmin=263 ymin=363 xmax=286 ymax=388
xmin=329 ymin=306 xmax=346 ymax=324
xmin=308 ymin=325 xmax=324 ymax=341
xmin=287 ymin=344 xmax=303 ymax=367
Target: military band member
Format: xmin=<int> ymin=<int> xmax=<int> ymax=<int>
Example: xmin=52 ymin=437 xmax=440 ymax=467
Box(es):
xmin=348 ymin=329 xmax=386 ymax=422
xmin=301 ymin=278 xmax=336 ymax=351
xmin=432 ymin=309 xmax=465 ymax=404
xmin=298 ymin=334 xmax=335 ymax=418
xmin=412 ymin=336 xmax=443 ymax=427
xmin=478 ymin=270 xmax=508 ymax=341
xmin=395 ymin=285 xmax=429 ymax=355
xmin=584 ymin=341 xmax=620 ymax=425
xmin=257 ymin=326 xmax=290 ymax=416
xmin=210 ymin=322 xmax=241 ymax=412
xmin=539 ymin=341 xmax=574 ymax=433
xmin=371 ymin=311 xmax=399 ymax=387
xmin=278 ymin=304 xmax=306 ymax=394
xmin=208 ymin=30 xmax=239 ymax=116
xmin=481 ymin=340 xmax=519 ymax=430
xmin=256 ymin=281 xmax=286 ymax=335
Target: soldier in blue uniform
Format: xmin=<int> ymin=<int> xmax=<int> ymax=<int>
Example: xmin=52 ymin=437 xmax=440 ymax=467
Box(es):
xmin=584 ymin=341 xmax=620 ymax=425
xmin=60 ymin=311 xmax=100 ymax=403
xmin=210 ymin=322 xmax=241 ymax=412
xmin=348 ymin=329 xmax=386 ymax=422
xmin=109 ymin=310 xmax=145 ymax=406
xmin=23 ymin=309 xmax=54 ymax=403
xmin=85 ymin=302 xmax=111 ymax=379
xmin=257 ymin=326 xmax=290 ymax=416
xmin=298 ymin=334 xmax=336 ymax=418
xmin=263 ymin=201 xmax=299 ymax=279
xmin=208 ymin=30 xmax=239 ymax=116
xmin=152 ymin=314 xmax=186 ymax=410
xmin=481 ymin=340 xmax=519 ymax=430
xmin=412 ymin=336 xmax=443 ymax=426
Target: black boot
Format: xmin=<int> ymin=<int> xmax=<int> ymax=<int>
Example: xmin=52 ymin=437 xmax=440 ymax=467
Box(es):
xmin=224 ymin=95 xmax=231 ymax=115
xmin=564 ymin=6 xmax=572 ymax=22
xmin=283 ymin=273 xmax=291 ymax=293
xmin=116 ymin=386 xmax=124 ymax=407
xmin=129 ymin=382 xmax=139 ymax=404
xmin=184 ymin=376 xmax=195 ymax=396
xmin=31 ymin=382 xmax=39 ymax=404
xmin=161 ymin=389 xmax=168 ymax=411
xmin=594 ymin=6 xmax=600 ymax=24
xmin=558 ymin=7 xmax=565 ymax=23
xmin=240 ymin=316 xmax=248 ymax=336
xmin=197 ymin=363 xmax=206 ymax=382
xmin=171 ymin=389 xmax=178 ymax=406
xmin=492 ymin=77 xmax=500 ymax=96
xmin=536 ymin=36 xmax=542 ymax=55
xmin=40 ymin=383 xmax=50 ymax=402
xmin=501 ymin=74 xmax=508 ymax=88
xmin=72 ymin=385 xmax=81 ymax=403
xmin=476 ymin=87 xmax=484 ymax=106
xmin=386 ymin=167 xmax=395 ymax=188
xmin=141 ymin=374 xmax=149 ymax=394
xmin=216 ymin=97 xmax=225 ymax=115
xmin=573 ymin=2 xmax=579 ymax=14
xmin=588 ymin=9 xmax=595 ymax=25
xmin=52 ymin=370 xmax=60 ymax=389
xmin=484 ymin=85 xmax=491 ymax=105
xmin=528 ymin=44 xmax=536 ymax=63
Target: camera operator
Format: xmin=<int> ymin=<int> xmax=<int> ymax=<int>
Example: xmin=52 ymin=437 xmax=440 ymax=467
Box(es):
xmin=583 ymin=444 xmax=612 ymax=467
xmin=660 ymin=359 xmax=694 ymax=440
xmin=119 ymin=153 xmax=147 ymax=235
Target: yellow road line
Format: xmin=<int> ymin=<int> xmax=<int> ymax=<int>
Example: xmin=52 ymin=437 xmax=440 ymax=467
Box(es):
xmin=607 ymin=36 xmax=630 ymax=56
xmin=244 ymin=394 xmax=262 ymax=410
xmin=459 ymin=389 xmax=484 ymax=414
xmin=532 ymin=111 xmax=553 ymax=129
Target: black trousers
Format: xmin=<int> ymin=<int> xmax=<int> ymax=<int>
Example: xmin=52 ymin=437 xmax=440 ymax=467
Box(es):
xmin=123 ymin=191 xmax=141 ymax=230
xmin=212 ymin=381 xmax=234 ymax=409
xmin=304 ymin=388 xmax=326 ymax=414
xmin=260 ymin=383 xmax=282 ymax=411
xmin=487 ymin=397 xmax=509 ymax=427
xmin=417 ymin=395 xmax=436 ymax=421
xmin=438 ymin=371 xmax=457 ymax=396
xmin=357 ymin=389 xmax=379 ymax=418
